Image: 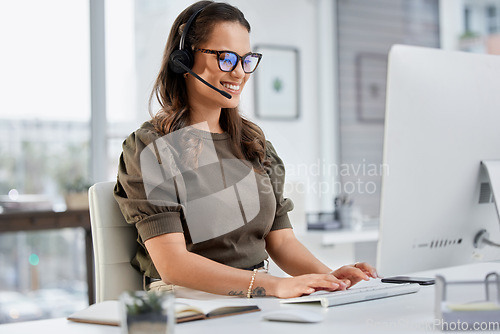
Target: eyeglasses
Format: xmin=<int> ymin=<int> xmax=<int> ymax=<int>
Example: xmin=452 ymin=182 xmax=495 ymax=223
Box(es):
xmin=194 ymin=48 xmax=262 ymax=73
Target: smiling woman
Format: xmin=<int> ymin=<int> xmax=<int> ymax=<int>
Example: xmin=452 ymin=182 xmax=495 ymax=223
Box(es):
xmin=113 ymin=0 xmax=377 ymax=300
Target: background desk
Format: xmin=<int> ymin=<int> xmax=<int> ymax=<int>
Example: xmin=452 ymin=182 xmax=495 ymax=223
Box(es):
xmin=2 ymin=262 xmax=498 ymax=334
xmin=296 ymin=225 xmax=379 ymax=272
xmin=0 ymin=210 xmax=94 ymax=305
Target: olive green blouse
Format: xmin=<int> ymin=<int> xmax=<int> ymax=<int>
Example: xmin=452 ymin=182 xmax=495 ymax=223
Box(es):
xmin=114 ymin=121 xmax=293 ymax=279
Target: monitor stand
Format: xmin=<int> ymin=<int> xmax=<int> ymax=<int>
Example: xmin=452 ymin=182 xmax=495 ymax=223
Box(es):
xmin=474 ymin=160 xmax=500 ymax=248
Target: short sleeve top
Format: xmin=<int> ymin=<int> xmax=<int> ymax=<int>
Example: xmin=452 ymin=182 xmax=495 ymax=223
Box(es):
xmin=114 ymin=122 xmax=293 ymax=278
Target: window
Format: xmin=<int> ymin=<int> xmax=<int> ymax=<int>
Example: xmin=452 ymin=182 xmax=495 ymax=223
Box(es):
xmin=105 ymin=0 xmax=138 ymax=180
xmin=0 ymin=0 xmax=90 ymax=323
xmin=486 ymin=5 xmax=499 ymax=34
xmin=0 ymin=0 xmax=91 ymax=206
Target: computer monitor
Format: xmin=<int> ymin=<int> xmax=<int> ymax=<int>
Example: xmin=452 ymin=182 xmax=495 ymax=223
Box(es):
xmin=376 ymin=45 xmax=500 ymax=277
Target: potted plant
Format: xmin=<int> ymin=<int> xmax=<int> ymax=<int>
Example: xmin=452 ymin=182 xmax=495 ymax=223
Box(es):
xmin=62 ymin=176 xmax=92 ymax=210
xmin=120 ymin=291 xmax=174 ymax=334
xmin=52 ymin=143 xmax=92 ymax=210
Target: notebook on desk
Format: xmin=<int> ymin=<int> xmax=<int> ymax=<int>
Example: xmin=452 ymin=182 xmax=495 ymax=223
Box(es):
xmin=280 ymin=280 xmax=421 ymax=308
xmin=68 ymin=298 xmax=260 ymax=326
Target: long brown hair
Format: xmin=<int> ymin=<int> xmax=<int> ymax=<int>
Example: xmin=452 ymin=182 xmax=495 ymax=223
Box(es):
xmin=149 ymin=1 xmax=268 ymax=169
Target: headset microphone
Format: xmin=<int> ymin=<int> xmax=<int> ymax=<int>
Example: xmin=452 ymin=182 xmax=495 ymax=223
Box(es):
xmin=173 ymin=58 xmax=232 ymax=100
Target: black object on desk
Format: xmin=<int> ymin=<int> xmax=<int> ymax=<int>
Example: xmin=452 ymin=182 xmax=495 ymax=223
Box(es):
xmin=307 ymin=212 xmax=341 ymax=230
xmin=381 ymin=276 xmax=435 ymax=285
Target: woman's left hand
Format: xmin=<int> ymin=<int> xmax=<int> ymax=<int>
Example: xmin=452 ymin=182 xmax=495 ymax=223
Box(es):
xmin=330 ymin=262 xmax=379 ymax=288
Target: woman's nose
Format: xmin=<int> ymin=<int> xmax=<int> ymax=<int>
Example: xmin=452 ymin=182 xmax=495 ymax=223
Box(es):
xmin=231 ymin=61 xmax=246 ymax=78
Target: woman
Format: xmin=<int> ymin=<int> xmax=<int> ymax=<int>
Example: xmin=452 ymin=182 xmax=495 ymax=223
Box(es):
xmin=114 ymin=0 xmax=377 ymax=299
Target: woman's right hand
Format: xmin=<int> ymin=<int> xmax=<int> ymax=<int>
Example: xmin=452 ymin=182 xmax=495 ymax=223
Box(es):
xmin=273 ymin=274 xmax=348 ymax=299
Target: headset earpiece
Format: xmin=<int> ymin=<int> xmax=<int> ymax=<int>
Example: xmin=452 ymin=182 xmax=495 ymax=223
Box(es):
xmin=168 ymin=7 xmax=204 ymax=75
xmin=169 ymin=49 xmax=193 ymax=74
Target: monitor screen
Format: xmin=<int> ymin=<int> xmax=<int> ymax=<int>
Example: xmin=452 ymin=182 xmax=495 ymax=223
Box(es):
xmin=376 ymin=45 xmax=500 ymax=277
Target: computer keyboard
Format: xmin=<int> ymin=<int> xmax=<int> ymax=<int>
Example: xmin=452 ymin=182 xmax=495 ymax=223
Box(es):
xmin=280 ymin=280 xmax=421 ymax=308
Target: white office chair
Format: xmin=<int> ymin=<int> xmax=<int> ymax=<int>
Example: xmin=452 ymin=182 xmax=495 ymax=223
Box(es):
xmin=88 ymin=181 xmax=143 ymax=303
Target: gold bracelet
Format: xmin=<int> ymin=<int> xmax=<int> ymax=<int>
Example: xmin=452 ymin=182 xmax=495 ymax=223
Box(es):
xmin=246 ymin=269 xmax=258 ymax=298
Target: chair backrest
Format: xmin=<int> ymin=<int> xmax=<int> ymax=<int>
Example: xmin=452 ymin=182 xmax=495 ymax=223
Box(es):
xmin=88 ymin=181 xmax=142 ymax=302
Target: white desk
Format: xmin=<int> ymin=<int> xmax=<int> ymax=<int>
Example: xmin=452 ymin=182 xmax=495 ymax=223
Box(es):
xmin=299 ymin=226 xmax=379 ymax=245
xmin=2 ymin=262 xmax=499 ymax=334
xmin=296 ymin=225 xmax=379 ymax=271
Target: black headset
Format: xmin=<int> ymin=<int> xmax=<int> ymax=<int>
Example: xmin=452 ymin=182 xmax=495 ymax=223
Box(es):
xmin=168 ymin=7 xmax=205 ymax=74
xmin=167 ymin=6 xmax=232 ymax=99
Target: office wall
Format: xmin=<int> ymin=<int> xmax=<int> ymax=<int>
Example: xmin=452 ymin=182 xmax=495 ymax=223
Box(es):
xmin=337 ymin=0 xmax=440 ymax=216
